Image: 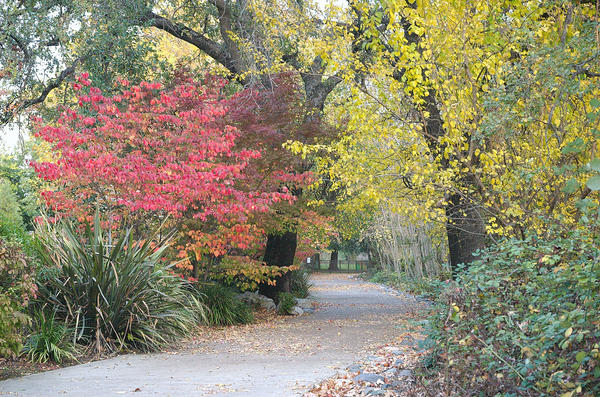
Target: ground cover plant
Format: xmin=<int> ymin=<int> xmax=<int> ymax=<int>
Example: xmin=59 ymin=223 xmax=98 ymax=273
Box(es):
xmin=277 ymin=292 xmax=297 ymax=315
xmin=23 ymin=311 xmax=76 ymax=364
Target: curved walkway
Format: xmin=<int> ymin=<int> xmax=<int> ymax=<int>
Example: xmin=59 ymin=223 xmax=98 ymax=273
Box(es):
xmin=0 ymin=273 xmax=425 ymax=396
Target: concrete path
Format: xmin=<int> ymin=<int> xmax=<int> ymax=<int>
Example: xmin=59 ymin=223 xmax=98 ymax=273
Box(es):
xmin=0 ymin=273 xmax=423 ymax=397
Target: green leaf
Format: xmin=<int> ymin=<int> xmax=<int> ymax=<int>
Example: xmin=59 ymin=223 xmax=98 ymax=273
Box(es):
xmin=575 ymin=351 xmax=586 ymax=363
xmin=590 ymin=158 xmax=600 ymax=172
xmin=591 ymin=98 xmax=600 ymax=108
xmin=565 ymin=327 xmax=573 ymax=337
xmin=562 ymin=178 xmax=579 ymax=194
xmin=586 ymin=175 xmax=600 ymax=191
xmin=561 ymin=138 xmax=586 ymax=155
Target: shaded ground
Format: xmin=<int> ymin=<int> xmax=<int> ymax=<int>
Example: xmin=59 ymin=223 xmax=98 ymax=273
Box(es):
xmin=0 ymin=273 xmax=426 ymax=396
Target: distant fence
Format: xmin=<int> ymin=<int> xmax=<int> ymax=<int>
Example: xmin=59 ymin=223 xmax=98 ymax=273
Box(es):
xmin=304 ymin=258 xmax=370 ymax=273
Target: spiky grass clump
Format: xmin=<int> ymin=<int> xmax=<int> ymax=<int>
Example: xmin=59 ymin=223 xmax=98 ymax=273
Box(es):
xmin=34 ymin=213 xmax=205 ymax=353
xmin=290 ymin=269 xmax=312 ymax=298
xmin=198 ymin=283 xmax=253 ymax=326
xmin=24 ymin=311 xmax=77 ymax=363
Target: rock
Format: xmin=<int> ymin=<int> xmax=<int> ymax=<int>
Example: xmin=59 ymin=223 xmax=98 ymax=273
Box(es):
xmin=393 ymin=358 xmax=404 ymax=367
xmin=382 ymin=346 xmax=404 ymax=355
xmin=399 ymin=336 xmax=416 ymax=347
xmin=354 ymin=373 xmax=384 ymax=384
xmin=397 ymin=369 xmax=412 ymax=378
xmin=261 ymin=300 xmax=276 ymax=311
xmin=295 ymin=298 xmax=314 ymax=309
xmin=235 ymin=291 xmax=276 ymax=311
xmin=383 ymin=368 xmax=397 ymax=378
xmin=291 ymin=306 xmax=304 ymax=315
xmin=390 ymin=380 xmax=404 ymax=388
xmin=365 ymin=355 xmax=384 ymax=362
xmin=347 ymin=364 xmax=362 ymax=373
xmin=361 ymin=387 xmax=385 ymax=396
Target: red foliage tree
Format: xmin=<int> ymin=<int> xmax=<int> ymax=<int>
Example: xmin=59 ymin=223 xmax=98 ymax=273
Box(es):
xmin=33 ymin=72 xmax=333 ymax=289
xmin=34 ymin=73 xmax=292 ymax=221
xmin=33 ymin=74 xmax=298 ymax=282
xmin=176 ymin=73 xmax=328 ymax=287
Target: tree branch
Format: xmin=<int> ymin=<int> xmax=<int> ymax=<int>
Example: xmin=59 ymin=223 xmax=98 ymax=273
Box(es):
xmin=0 ymin=57 xmax=83 ymax=125
xmin=142 ymin=11 xmax=239 ymax=75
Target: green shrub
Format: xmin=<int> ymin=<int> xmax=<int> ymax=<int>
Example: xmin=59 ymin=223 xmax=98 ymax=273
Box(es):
xmin=290 ymin=269 xmax=312 ymax=298
xmin=368 ymin=270 xmax=445 ymax=299
xmin=0 ymin=179 xmax=37 ymax=257
xmin=34 ymin=213 xmax=205 ymax=353
xmin=428 ymin=232 xmax=600 ymax=396
xmin=277 ymin=292 xmax=296 ymax=315
xmin=24 ymin=311 xmax=76 ymax=363
xmin=369 ymin=270 xmax=400 ymax=284
xmin=0 ymin=178 xmax=24 ymax=237
xmin=0 ymin=238 xmax=35 ymax=358
xmin=197 ymin=283 xmax=253 ymax=326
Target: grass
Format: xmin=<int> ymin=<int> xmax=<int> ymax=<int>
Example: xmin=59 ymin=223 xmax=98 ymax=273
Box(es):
xmin=23 ymin=311 xmax=77 ymax=364
xmin=197 ymin=283 xmax=254 ymax=326
xmin=277 ymin=292 xmax=296 ymax=315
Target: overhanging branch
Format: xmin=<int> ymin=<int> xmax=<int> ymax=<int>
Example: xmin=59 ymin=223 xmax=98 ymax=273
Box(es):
xmin=142 ymin=11 xmax=238 ymax=75
xmin=0 ymin=57 xmax=83 ymax=126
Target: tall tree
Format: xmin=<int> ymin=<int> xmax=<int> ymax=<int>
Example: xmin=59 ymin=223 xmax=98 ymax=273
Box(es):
xmin=2 ymin=0 xmax=342 ymax=295
xmin=299 ymin=0 xmax=600 ymax=272
xmin=134 ymin=0 xmax=342 ymax=294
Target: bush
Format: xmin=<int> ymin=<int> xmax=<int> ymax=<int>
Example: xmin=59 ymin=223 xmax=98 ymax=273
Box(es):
xmin=428 ymin=232 xmax=600 ymax=396
xmin=277 ymin=292 xmax=296 ymax=315
xmin=290 ymin=269 xmax=312 ymax=299
xmin=197 ymin=283 xmax=253 ymax=326
xmin=369 ymin=270 xmax=400 ymax=284
xmin=34 ymin=213 xmax=205 ymax=353
xmin=0 ymin=179 xmax=24 ymax=237
xmin=24 ymin=311 xmax=76 ymax=363
xmin=0 ymin=178 xmax=37 ymax=258
xmin=0 ymin=238 xmax=36 ymax=358
xmin=368 ymin=270 xmax=445 ymax=299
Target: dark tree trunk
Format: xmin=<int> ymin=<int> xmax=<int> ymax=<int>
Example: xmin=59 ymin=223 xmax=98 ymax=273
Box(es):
xmin=445 ymin=193 xmax=486 ymax=274
xmin=192 ymin=261 xmax=199 ymax=280
xmin=329 ymin=250 xmax=339 ymax=271
xmin=314 ymin=252 xmax=320 ymax=270
xmin=259 ymin=231 xmax=297 ymax=300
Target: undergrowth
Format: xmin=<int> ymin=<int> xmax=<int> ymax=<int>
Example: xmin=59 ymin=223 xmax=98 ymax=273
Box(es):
xmin=197 ymin=283 xmax=254 ymax=326
xmin=421 ymin=232 xmax=600 ymax=396
xmin=367 ymin=269 xmax=446 ymax=300
xmin=277 ymin=292 xmax=296 ymax=315
xmin=290 ymin=269 xmax=312 ymax=299
xmin=24 ymin=311 xmax=77 ymax=364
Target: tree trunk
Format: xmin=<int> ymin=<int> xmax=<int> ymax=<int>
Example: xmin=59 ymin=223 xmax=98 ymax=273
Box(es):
xmin=329 ymin=250 xmax=339 ymax=271
xmin=259 ymin=231 xmax=297 ymax=300
xmin=445 ymin=193 xmax=485 ymax=273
